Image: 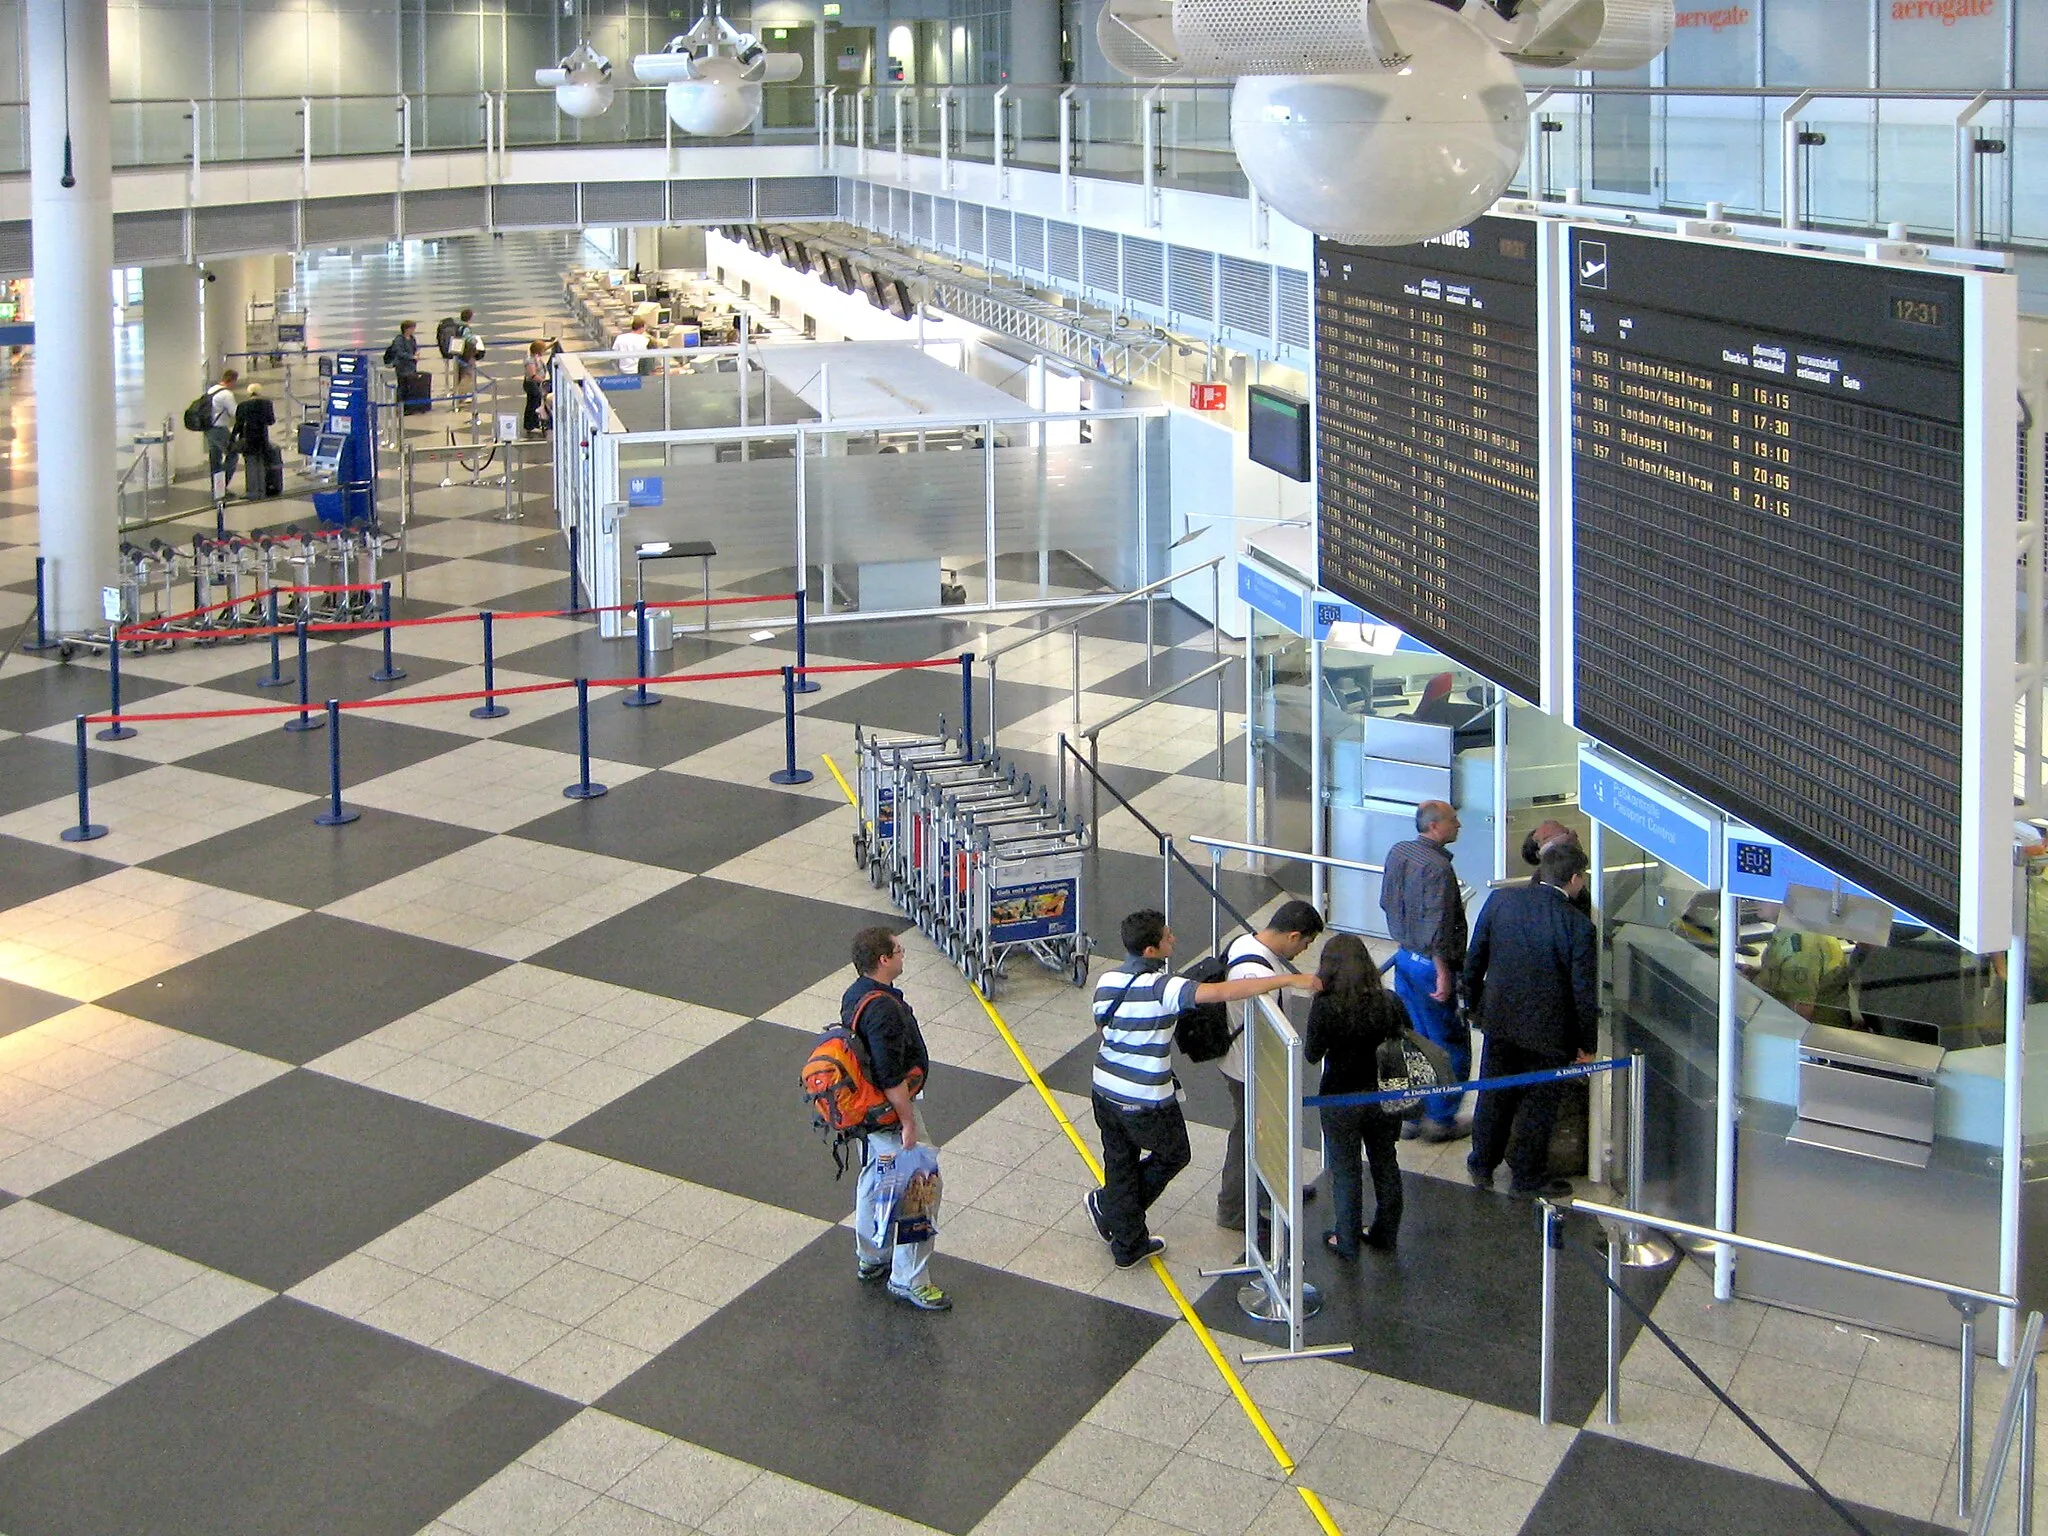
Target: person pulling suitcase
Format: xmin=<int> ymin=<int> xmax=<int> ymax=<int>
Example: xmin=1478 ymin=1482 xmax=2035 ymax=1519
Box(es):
xmin=233 ymin=384 xmax=281 ymax=501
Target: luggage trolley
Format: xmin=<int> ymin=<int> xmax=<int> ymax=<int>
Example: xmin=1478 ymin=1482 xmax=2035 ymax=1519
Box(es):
xmin=897 ymin=755 xmax=1007 ymax=928
xmin=969 ymin=825 xmax=1092 ymax=994
xmin=851 ymin=725 xmax=954 ymax=886
xmin=935 ymin=779 xmax=1057 ymax=958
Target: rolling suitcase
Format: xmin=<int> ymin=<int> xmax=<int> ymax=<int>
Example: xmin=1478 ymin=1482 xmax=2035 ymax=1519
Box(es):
xmin=400 ymin=369 xmax=433 ymax=416
xmin=263 ymin=445 xmax=284 ymax=498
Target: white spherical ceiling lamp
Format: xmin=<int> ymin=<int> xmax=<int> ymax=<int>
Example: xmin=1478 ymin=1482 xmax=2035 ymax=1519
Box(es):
xmin=536 ymin=40 xmax=616 ymax=119
xmin=1228 ymin=0 xmax=1529 ymax=246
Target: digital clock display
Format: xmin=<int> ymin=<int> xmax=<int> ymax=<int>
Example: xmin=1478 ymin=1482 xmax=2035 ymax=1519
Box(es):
xmin=1570 ymin=230 xmax=1967 ymax=934
xmin=1314 ymin=217 xmax=1543 ymax=702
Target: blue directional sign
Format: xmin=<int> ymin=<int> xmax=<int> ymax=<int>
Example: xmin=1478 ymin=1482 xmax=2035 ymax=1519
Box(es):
xmin=595 ymin=374 xmax=643 ymax=391
xmin=1724 ymin=831 xmax=1877 ymax=907
xmin=1578 ymin=750 xmax=1719 ymax=886
xmin=1238 ymin=561 xmax=1306 ymax=635
xmin=627 ymin=476 xmax=663 ymax=508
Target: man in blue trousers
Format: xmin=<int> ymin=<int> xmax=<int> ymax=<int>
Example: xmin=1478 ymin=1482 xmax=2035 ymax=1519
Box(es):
xmin=1378 ymin=800 xmax=1471 ymax=1141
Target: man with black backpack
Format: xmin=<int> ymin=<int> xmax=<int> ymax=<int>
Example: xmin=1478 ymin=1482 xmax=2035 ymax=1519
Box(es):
xmin=1216 ymin=900 xmax=1325 ymax=1234
xmin=842 ymin=926 xmax=951 ymax=1312
xmin=1086 ymin=910 xmax=1319 ymax=1269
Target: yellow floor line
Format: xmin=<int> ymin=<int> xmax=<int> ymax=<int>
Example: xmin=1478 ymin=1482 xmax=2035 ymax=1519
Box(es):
xmin=820 ymin=750 xmax=1324 ymax=1500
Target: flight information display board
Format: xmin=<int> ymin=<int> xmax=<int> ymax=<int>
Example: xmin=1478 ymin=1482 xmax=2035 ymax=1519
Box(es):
xmin=1569 ymin=229 xmax=1971 ymax=935
xmin=1315 ymin=218 xmax=1543 ymax=702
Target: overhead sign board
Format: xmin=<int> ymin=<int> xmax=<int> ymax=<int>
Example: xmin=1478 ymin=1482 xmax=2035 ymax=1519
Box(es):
xmin=1238 ymin=561 xmax=1305 ymax=635
xmin=1579 ymin=749 xmax=1720 ymax=887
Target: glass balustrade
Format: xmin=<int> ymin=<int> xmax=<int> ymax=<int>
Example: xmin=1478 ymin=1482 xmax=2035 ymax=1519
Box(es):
xmin=0 ymin=84 xmax=2037 ymax=253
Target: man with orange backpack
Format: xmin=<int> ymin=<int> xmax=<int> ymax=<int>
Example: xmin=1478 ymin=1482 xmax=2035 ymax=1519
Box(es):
xmin=840 ymin=927 xmax=949 ymax=1311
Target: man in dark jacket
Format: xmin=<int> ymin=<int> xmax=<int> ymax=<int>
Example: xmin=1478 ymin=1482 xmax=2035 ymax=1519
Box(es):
xmin=1462 ymin=841 xmax=1598 ymax=1199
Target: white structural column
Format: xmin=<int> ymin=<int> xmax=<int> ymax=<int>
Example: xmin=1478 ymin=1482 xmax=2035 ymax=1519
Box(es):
xmin=141 ymin=266 xmax=205 ymax=476
xmin=28 ymin=0 xmax=116 ymax=634
xmin=203 ymin=256 xmax=257 ymax=376
xmin=1008 ymin=0 xmax=1062 ymax=82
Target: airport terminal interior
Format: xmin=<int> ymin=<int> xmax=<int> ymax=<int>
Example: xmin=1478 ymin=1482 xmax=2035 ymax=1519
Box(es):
xmin=0 ymin=0 xmax=2044 ymax=1533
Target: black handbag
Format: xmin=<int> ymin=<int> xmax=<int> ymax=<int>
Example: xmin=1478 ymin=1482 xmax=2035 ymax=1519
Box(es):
xmin=1374 ymin=1030 xmax=1457 ymax=1120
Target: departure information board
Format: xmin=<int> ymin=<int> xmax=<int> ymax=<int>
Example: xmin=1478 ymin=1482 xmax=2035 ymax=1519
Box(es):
xmin=1315 ymin=218 xmax=1543 ymax=702
xmin=1569 ymin=229 xmax=1970 ymax=934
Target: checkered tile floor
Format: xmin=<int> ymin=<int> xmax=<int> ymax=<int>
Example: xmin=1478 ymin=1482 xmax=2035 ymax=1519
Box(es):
xmin=0 ymin=234 xmax=2015 ymax=1536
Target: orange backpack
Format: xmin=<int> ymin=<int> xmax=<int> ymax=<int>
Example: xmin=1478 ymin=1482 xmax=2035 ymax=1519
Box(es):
xmin=802 ymin=992 xmax=924 ymax=1175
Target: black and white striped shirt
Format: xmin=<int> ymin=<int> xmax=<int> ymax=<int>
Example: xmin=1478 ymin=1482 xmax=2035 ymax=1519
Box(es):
xmin=1092 ymin=959 xmax=1198 ymax=1110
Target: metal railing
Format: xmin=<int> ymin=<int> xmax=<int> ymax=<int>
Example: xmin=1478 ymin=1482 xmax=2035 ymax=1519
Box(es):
xmin=115 ymin=417 xmax=175 ymax=531
xmin=1970 ymin=1310 xmax=2041 ymax=1536
xmin=984 ymin=553 xmax=1225 ymax=746
xmin=1539 ymin=1197 xmax=2018 ymax=1525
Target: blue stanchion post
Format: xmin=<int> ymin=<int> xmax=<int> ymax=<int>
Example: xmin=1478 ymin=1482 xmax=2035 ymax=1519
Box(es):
xmin=59 ymin=716 xmax=107 ymax=843
xmin=959 ymin=652 xmax=974 ymax=750
xmin=769 ymin=665 xmax=814 ymax=785
xmin=563 ymin=678 xmax=608 ymax=799
xmin=791 ymin=588 xmax=819 ymax=694
xmin=369 ymin=580 xmax=406 ymax=682
xmin=284 ymin=618 xmax=324 ymax=732
xmin=566 ymin=524 xmax=582 ymax=615
xmin=623 ymin=599 xmax=659 ymax=709
xmin=23 ymin=556 xmax=58 ymax=652
xmin=257 ymin=589 xmax=291 ymax=688
xmin=313 ymin=701 xmax=360 ymax=826
xmin=95 ymin=633 xmax=137 ymax=742
xmin=470 ymin=610 xmax=509 ymax=720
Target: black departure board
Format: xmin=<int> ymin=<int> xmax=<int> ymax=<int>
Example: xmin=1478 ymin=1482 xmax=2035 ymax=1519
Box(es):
xmin=1315 ymin=218 xmax=1543 ymax=702
xmin=1569 ymin=229 xmax=1970 ymax=934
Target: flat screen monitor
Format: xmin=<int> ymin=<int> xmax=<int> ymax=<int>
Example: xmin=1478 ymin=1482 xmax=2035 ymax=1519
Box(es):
xmin=890 ymin=280 xmax=917 ymax=320
xmin=309 ymin=432 xmax=346 ymax=473
xmin=1247 ymin=385 xmax=1311 ymax=482
xmin=792 ymin=240 xmax=812 ymax=272
xmin=862 ymin=270 xmax=889 ymax=310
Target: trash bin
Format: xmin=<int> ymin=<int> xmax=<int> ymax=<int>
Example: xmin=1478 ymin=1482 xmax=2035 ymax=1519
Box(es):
xmin=645 ymin=608 xmax=674 ymax=653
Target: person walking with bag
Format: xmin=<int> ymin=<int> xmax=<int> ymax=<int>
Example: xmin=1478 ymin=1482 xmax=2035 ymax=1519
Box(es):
xmin=522 ymin=339 xmax=551 ymax=435
xmin=1306 ymin=935 xmax=1408 ymax=1258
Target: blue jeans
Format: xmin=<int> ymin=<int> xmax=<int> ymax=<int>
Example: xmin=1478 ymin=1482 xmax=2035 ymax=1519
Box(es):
xmin=1390 ymin=949 xmax=1471 ymax=1125
xmin=854 ymin=1128 xmax=932 ymax=1290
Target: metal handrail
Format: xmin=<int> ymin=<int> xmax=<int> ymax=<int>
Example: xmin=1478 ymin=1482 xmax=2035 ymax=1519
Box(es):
xmin=1188 ymin=834 xmax=1385 ymax=878
xmin=1079 ymin=655 xmax=1232 ymax=741
xmin=1969 ymin=1310 xmax=2041 ymax=1536
xmin=987 ymin=553 xmax=1226 ymax=663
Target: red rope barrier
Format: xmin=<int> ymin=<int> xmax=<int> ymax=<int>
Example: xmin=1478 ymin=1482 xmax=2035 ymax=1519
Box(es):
xmin=116 ymin=582 xmax=386 ymax=639
xmin=77 ymin=655 xmax=963 ymax=726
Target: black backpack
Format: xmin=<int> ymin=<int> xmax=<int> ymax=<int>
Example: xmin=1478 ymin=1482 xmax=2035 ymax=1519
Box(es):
xmin=182 ymin=392 xmax=214 ymax=433
xmin=381 ymin=339 xmax=399 ymax=367
xmin=1101 ymin=953 xmax=1268 ymax=1064
xmin=435 ymin=317 xmax=461 ymax=357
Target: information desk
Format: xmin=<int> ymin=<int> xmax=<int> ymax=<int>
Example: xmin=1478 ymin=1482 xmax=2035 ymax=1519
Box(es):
xmin=1314 ymin=217 xmax=1542 ymax=703
xmin=1569 ymin=229 xmax=1985 ymax=941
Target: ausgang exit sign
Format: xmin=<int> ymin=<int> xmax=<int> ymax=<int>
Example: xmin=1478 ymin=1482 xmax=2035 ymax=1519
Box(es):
xmin=1190 ymin=383 xmax=1229 ymax=411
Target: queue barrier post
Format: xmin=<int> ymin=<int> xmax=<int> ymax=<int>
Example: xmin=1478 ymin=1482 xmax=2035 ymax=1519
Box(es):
xmin=563 ymin=678 xmax=607 ymax=799
xmin=769 ymin=665 xmax=814 ymax=786
xmin=24 ymin=556 xmax=59 ymax=653
xmin=567 ymin=524 xmax=582 ymax=616
xmin=369 ymin=581 xmax=406 ymax=683
xmin=623 ymin=599 xmax=658 ymax=709
xmin=312 ymin=700 xmax=360 ymax=826
xmin=959 ymin=652 xmax=974 ymax=749
xmin=257 ymin=589 xmax=291 ymax=688
xmin=96 ymin=632 xmax=138 ymax=742
xmin=1538 ymin=1201 xmax=1562 ymax=1426
xmin=791 ymin=589 xmax=819 ymax=694
xmin=284 ymin=619 xmax=323 ymax=732
xmin=59 ymin=715 xmax=107 ymax=843
xmin=1616 ymin=1051 xmax=1677 ymax=1269
xmin=470 ymin=610 xmax=509 ymax=720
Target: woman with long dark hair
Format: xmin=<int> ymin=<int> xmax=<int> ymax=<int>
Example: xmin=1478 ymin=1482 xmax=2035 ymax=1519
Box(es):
xmin=1306 ymin=934 xmax=1408 ymax=1257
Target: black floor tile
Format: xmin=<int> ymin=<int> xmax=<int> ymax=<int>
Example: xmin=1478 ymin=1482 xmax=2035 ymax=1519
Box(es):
xmin=0 ymin=977 xmax=78 ymax=1038
xmin=37 ymin=1072 xmax=535 ymax=1291
xmin=983 ymin=744 xmax=1166 ymax=812
xmin=0 ymin=1297 xmax=574 ymax=1536
xmin=208 ymin=642 xmax=461 ymax=705
xmin=466 ymin=530 xmax=575 ymax=569
xmin=95 ymin=912 xmax=506 ymax=1064
xmin=1041 ymin=1027 xmax=1317 ymax=1150
xmin=142 ymin=807 xmax=488 ymax=908
xmin=1009 ymin=597 xmax=1214 ymax=647
xmin=557 ymin=1018 xmax=1017 ymax=1222
xmin=752 ymin=614 xmax=996 ymax=665
xmin=176 ymin=715 xmax=472 ymax=797
xmin=481 ymin=579 xmax=592 ymax=619
xmin=1091 ymin=647 xmax=1246 ymax=707
xmin=1192 ymin=1178 xmax=1674 ymax=1423
xmin=600 ymin=1231 xmax=1172 ymax=1535
xmin=495 ymin=697 xmax=779 ymax=769
xmin=0 ymin=662 xmax=183 ymax=735
xmin=529 ymin=878 xmax=904 ymax=1017
xmin=492 ymin=625 xmax=736 ymax=684
xmin=0 ymin=834 xmax=123 ymax=917
xmin=802 ymin=668 xmax=1066 ymax=743
xmin=1072 ymin=845 xmax=1282 ymax=958
xmin=1522 ymin=1432 xmax=1947 ymax=1535
xmin=514 ymin=772 xmax=839 ymax=873
xmin=0 ymin=734 xmax=155 ymax=818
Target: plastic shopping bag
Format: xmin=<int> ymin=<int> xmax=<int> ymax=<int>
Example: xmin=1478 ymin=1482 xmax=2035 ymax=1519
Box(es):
xmin=868 ymin=1143 xmax=943 ymax=1248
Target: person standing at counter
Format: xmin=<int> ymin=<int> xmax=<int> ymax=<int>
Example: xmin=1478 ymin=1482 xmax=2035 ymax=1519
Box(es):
xmin=1521 ymin=820 xmax=1592 ymax=917
xmin=1379 ymin=801 xmax=1471 ymax=1140
xmin=1462 ymin=842 xmax=1598 ymax=1200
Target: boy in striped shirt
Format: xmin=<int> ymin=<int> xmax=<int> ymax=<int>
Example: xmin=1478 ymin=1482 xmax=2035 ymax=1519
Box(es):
xmin=1086 ymin=909 xmax=1321 ymax=1268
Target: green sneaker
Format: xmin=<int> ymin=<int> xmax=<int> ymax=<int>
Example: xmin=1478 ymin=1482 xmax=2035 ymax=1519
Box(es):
xmin=887 ymin=1281 xmax=953 ymax=1312
xmin=857 ymin=1259 xmax=890 ymax=1284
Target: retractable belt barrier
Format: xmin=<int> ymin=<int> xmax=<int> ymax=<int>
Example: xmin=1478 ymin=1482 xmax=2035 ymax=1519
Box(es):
xmin=1303 ymin=1055 xmax=1631 ymax=1110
